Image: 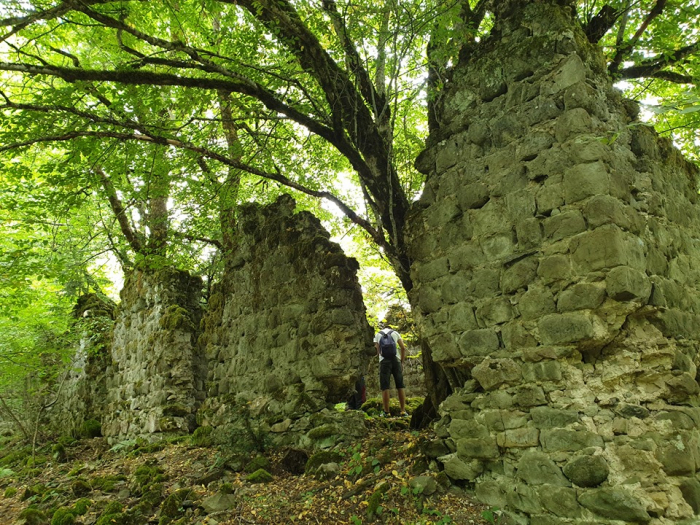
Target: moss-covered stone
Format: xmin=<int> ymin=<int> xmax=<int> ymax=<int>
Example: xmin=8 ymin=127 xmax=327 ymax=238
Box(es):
xmin=51 ymin=444 xmax=67 ymax=463
xmin=190 ymin=426 xmax=213 ymax=447
xmin=244 ymin=455 xmax=270 ymax=473
xmin=90 ymin=474 xmax=126 ymax=492
xmin=50 ymin=507 xmax=76 ymax=525
xmin=18 ymin=507 xmax=48 ymax=525
xmin=72 ymin=498 xmax=92 ymax=515
xmin=159 ymin=305 xmax=194 ymax=331
xmin=245 ymin=468 xmax=273 ymax=483
xmin=305 ymin=451 xmax=343 ymax=474
xmin=79 ymin=419 xmax=102 ymax=439
xmin=133 ymin=464 xmax=167 ymax=492
xmin=101 ymin=501 xmax=124 ymax=515
xmin=158 ymin=488 xmax=192 ymax=525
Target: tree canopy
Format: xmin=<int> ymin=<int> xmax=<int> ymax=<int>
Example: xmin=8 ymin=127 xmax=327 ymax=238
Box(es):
xmin=1 ymin=0 xmax=699 ymax=399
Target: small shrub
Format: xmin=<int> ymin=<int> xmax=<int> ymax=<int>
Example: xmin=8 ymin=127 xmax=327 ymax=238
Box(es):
xmin=4 ymin=486 xmax=17 ymax=497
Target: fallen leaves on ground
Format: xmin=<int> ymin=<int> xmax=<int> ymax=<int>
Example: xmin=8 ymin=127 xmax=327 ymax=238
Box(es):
xmin=0 ymin=418 xmax=493 ymax=525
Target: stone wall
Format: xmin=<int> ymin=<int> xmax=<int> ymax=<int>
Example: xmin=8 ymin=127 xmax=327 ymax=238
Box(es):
xmin=47 ymin=294 xmax=114 ymax=437
xmin=409 ymin=2 xmax=700 ymax=523
xmin=198 ymin=195 xmax=375 ymax=446
xmin=103 ymin=268 xmax=204 ymax=442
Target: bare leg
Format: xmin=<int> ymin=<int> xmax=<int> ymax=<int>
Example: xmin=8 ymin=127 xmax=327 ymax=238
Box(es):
xmin=382 ymin=390 xmax=390 ymax=412
xmin=398 ymin=388 xmax=406 ymax=412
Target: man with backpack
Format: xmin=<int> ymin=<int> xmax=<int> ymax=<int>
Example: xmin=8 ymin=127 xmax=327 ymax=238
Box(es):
xmin=375 ymin=323 xmax=408 ymax=417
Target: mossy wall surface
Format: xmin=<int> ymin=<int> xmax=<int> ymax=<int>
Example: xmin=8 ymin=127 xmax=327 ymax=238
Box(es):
xmin=409 ymin=2 xmax=700 ymax=523
xmin=46 ymin=294 xmax=115 ymax=436
xmin=103 ymin=268 xmax=204 ymax=441
xmin=198 ymin=195 xmax=375 ymax=446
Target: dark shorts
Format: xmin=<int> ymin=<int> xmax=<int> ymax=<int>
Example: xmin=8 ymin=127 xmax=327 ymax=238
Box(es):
xmin=379 ymin=357 xmax=405 ymax=391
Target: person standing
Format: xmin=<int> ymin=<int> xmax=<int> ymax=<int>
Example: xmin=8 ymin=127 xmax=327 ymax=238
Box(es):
xmin=375 ymin=323 xmax=408 ymax=417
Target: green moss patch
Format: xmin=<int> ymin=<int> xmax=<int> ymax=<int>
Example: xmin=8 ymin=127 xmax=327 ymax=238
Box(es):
xmin=245 ymin=468 xmax=273 ymax=483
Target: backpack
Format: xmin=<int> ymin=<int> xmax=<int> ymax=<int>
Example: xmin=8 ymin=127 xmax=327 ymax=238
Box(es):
xmin=379 ymin=330 xmax=397 ymax=359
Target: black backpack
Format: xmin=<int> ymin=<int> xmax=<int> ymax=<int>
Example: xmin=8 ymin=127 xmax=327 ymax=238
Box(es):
xmin=379 ymin=330 xmax=397 ymax=359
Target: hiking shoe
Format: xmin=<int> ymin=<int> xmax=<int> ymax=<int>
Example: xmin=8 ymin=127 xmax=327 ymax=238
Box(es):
xmin=400 ymin=411 xmax=409 ymax=418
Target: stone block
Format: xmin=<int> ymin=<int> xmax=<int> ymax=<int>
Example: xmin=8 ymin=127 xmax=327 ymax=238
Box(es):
xmin=516 ymin=218 xmax=543 ymax=249
xmin=522 ymin=361 xmax=563 ymax=382
xmin=476 ymin=297 xmax=514 ymax=326
xmin=448 ymin=244 xmax=484 ymax=272
xmin=472 ymin=358 xmax=522 ymax=391
xmin=506 ymin=189 xmax=537 ymax=220
xmin=584 ymin=195 xmax=631 ymax=230
xmin=605 ymin=266 xmax=651 ymax=302
xmin=456 ymin=436 xmax=500 ymax=459
xmin=657 ymin=434 xmax=697 ymax=475
xmin=543 ymin=210 xmax=586 ymax=242
xmin=680 ymin=478 xmax=700 ymax=514
xmin=548 ymin=55 xmax=587 ymax=94
xmin=482 ymin=409 xmax=528 ymax=431
xmin=439 ymin=453 xmax=484 ymax=481
xmin=416 ymin=257 xmax=450 ymax=282
xmin=571 ymin=225 xmax=645 ymax=273
xmin=562 ymin=455 xmax=610 ymax=487
xmin=557 ymin=283 xmax=606 ymax=312
xmin=440 ymin=274 xmax=471 ymax=304
xmin=417 ymin=285 xmax=443 ymax=314
xmin=473 ymin=268 xmax=502 ymax=298
xmin=563 ymin=161 xmax=610 ymax=204
xmin=519 ymin=287 xmax=556 ymax=320
xmin=502 ymin=257 xmax=539 ymax=294
xmin=537 ymin=255 xmax=572 ymax=284
xmin=497 ymin=427 xmax=540 ymax=448
xmin=578 ymin=487 xmax=651 ymax=523
xmin=538 ymin=313 xmax=594 ymax=345
xmin=536 ymin=184 xmax=565 ymax=215
xmin=481 ymin=232 xmax=517 ymax=260
xmin=447 ymin=303 xmax=479 ymax=332
xmin=431 ymin=333 xmax=462 ymax=363
xmin=539 ymin=486 xmax=581 ymax=518
xmin=513 ymin=385 xmax=547 ymax=407
xmin=458 ymin=329 xmax=500 ymax=357
xmin=555 ymin=108 xmax=593 ymax=143
xmin=540 ymin=429 xmax=604 ymax=451
xmin=449 ymin=418 xmax=489 ymax=440
xmin=476 ymin=479 xmax=508 ymax=508
xmin=530 ymin=406 xmax=580 ymax=429
xmin=501 ymin=322 xmax=537 ymax=351
xmin=507 ymin=482 xmax=543 ymax=514
xmin=517 ymin=451 xmax=569 ymax=486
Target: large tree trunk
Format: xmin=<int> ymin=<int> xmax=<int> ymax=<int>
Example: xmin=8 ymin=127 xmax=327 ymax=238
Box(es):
xmin=409 ymin=0 xmax=700 ymax=522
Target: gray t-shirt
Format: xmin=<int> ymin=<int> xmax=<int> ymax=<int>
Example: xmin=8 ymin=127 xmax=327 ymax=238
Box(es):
xmin=375 ymin=328 xmax=402 ymax=362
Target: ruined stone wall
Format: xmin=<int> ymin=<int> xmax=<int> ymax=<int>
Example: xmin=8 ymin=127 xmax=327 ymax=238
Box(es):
xmin=198 ymin=195 xmax=374 ymax=446
xmin=47 ymin=294 xmax=114 ymax=436
xmin=103 ymin=268 xmax=204 ymax=442
xmin=409 ymin=2 xmax=700 ymax=523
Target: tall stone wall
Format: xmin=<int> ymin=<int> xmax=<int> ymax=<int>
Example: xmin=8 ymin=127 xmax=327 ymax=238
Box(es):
xmin=103 ymin=268 xmax=204 ymax=442
xmin=198 ymin=195 xmax=375 ymax=446
xmin=409 ymin=2 xmax=700 ymax=523
xmin=46 ymin=294 xmax=114 ymax=436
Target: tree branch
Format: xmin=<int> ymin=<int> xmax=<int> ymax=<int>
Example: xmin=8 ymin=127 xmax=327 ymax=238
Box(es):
xmin=583 ymin=4 xmax=622 ymax=44
xmin=609 ymin=0 xmax=667 ymax=75
xmin=93 ymin=166 xmax=144 ymax=254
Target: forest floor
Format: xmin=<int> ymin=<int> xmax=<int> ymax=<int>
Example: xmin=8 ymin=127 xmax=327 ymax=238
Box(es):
xmin=0 ymin=412 xmax=494 ymax=525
